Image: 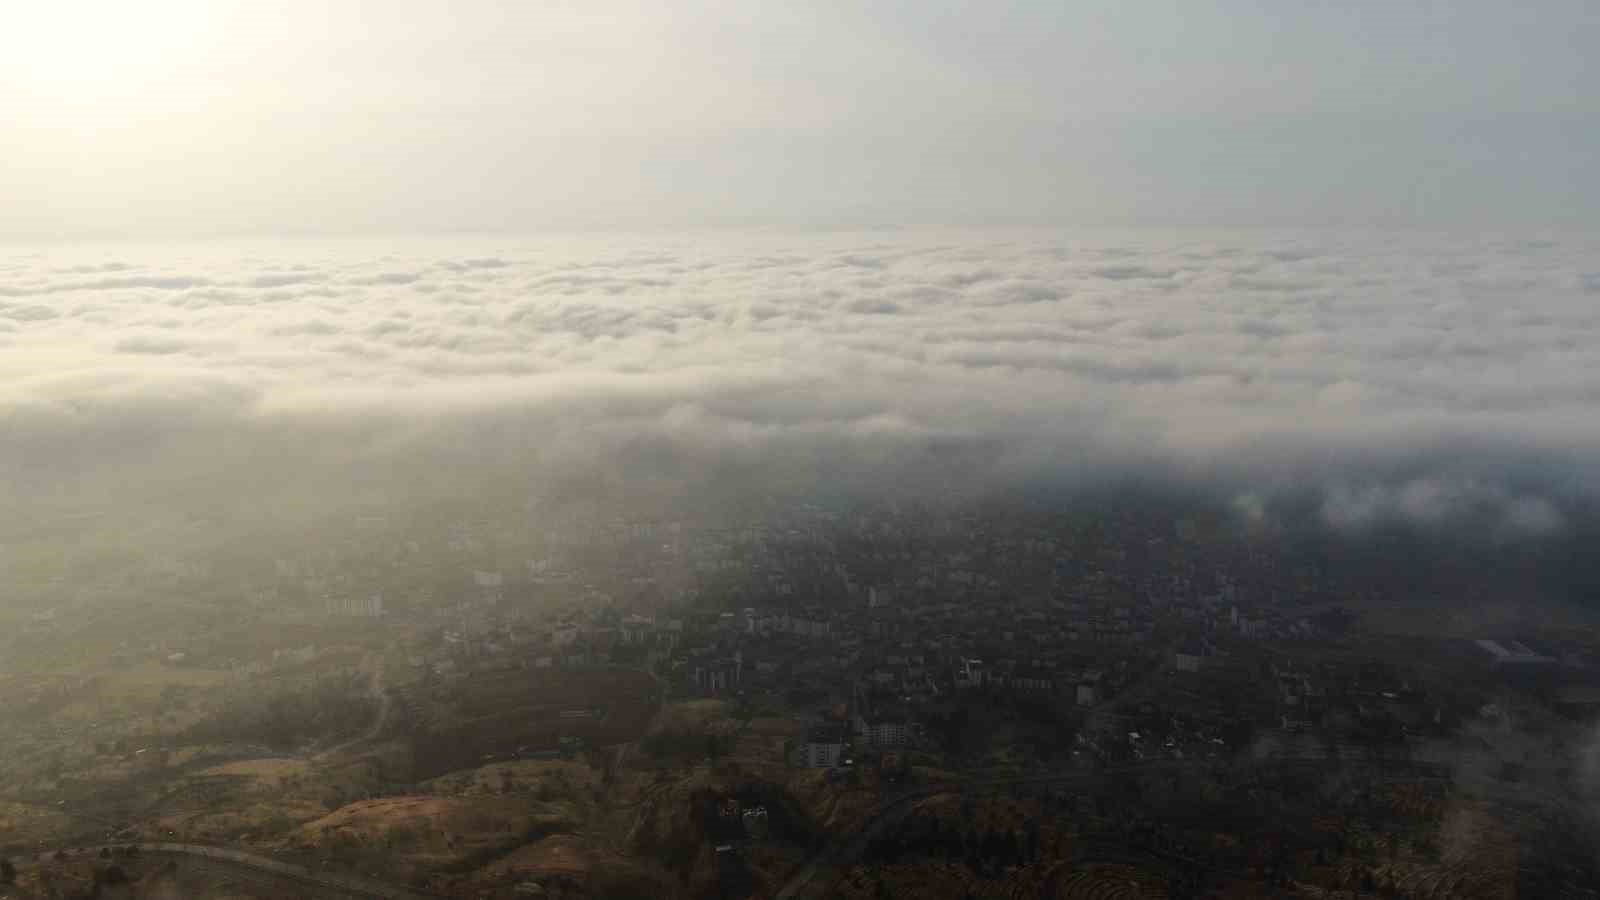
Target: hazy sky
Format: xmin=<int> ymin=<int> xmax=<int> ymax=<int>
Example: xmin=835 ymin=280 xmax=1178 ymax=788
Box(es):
xmin=2 ymin=0 xmax=1595 ymax=237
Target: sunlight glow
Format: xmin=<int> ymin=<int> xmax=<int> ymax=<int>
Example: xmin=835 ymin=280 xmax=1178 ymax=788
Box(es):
xmin=0 ymin=0 xmax=222 ymax=108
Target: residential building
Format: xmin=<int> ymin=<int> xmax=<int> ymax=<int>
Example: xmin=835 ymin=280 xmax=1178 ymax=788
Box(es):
xmin=803 ymin=725 xmax=846 ymax=768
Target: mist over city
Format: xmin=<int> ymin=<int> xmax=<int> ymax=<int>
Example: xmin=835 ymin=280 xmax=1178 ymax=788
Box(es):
xmin=2 ymin=1 xmax=1598 ymax=898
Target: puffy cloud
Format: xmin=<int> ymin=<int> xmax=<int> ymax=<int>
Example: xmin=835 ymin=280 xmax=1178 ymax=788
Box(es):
xmin=1 ymin=229 xmax=1598 ymax=551
xmin=0 ymin=274 xmax=211 ymax=295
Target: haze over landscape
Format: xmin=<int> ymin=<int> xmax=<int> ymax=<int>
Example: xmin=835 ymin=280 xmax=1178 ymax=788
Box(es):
xmin=3 ymin=2 xmax=1600 ymax=899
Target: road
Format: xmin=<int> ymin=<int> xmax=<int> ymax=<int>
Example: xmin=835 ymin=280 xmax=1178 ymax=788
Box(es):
xmin=317 ymin=654 xmax=390 ymax=761
xmin=773 ymin=766 xmax=1168 ymax=900
xmin=773 ymin=784 xmax=937 ymax=900
xmin=22 ymin=754 xmax=1442 ymax=900
xmin=33 ymin=842 xmax=436 ymax=899
xmin=772 ymin=756 xmax=1452 ymax=899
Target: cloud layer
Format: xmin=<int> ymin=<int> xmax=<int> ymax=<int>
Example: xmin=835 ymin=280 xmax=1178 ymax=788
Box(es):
xmin=3 ymin=228 xmax=1599 ymax=544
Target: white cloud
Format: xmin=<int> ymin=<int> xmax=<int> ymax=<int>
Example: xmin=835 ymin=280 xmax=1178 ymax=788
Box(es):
xmin=1 ymin=228 xmax=1597 ymax=539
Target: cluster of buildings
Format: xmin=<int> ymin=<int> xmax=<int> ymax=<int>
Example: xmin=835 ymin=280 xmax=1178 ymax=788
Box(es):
xmin=37 ymin=495 xmax=1598 ymax=785
xmin=316 ymin=502 xmax=1463 ymax=771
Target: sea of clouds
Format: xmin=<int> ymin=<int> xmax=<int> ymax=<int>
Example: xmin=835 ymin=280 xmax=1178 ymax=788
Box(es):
xmin=3 ymin=228 xmax=1598 ymax=539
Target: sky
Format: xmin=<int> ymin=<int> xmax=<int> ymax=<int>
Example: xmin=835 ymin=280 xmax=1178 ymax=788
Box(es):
xmin=4 ymin=3 xmax=1600 ymax=604
xmin=1 ymin=0 xmax=1596 ymax=237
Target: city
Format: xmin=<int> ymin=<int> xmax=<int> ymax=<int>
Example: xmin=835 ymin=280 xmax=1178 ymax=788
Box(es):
xmin=2 ymin=486 xmax=1598 ymax=897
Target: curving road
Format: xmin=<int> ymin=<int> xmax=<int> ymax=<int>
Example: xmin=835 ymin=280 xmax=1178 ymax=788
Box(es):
xmin=317 ymin=655 xmax=390 ymax=761
xmin=773 ymin=767 xmax=1160 ymax=900
xmin=773 ymin=756 xmax=1453 ymax=899
xmin=31 ymin=841 xmax=436 ymax=899
xmin=772 ymin=766 xmax=1168 ymax=900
